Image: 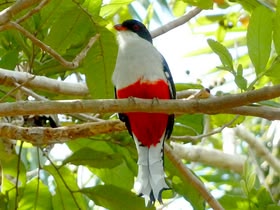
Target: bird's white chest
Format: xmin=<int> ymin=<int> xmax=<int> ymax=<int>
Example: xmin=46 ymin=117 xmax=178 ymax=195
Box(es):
xmin=112 ymin=35 xmax=166 ymax=90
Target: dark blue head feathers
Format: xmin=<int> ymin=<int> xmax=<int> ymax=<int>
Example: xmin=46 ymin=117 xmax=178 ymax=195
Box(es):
xmin=114 ymin=19 xmax=153 ymax=43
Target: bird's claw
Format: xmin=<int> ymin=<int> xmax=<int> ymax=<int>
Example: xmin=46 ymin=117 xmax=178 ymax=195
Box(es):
xmin=152 ymin=97 xmax=159 ymax=105
xmin=128 ymin=96 xmax=136 ymax=104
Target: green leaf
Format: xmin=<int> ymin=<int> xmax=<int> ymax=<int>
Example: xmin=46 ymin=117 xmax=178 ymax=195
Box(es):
xmin=100 ymin=0 xmax=134 ymax=19
xmin=247 ymin=6 xmax=273 ymax=75
xmin=216 ymin=25 xmax=226 ymax=42
xmin=257 ymin=187 xmax=274 ymax=207
xmin=219 ymin=194 xmax=249 ymax=209
xmin=266 ymin=56 xmax=280 ymax=84
xmin=240 ymin=179 xmax=248 ymax=196
xmin=175 ymin=83 xmax=204 ymax=91
xmin=267 ymin=205 xmax=280 ymax=210
xmin=33 ymin=58 xmax=69 ymax=76
xmin=44 ymin=8 xmax=93 ymax=55
xmin=63 ymin=147 xmax=123 ymax=168
xmin=0 ymin=149 xmax=27 ymax=210
xmin=18 ymin=179 xmax=52 ymax=210
xmin=182 ymin=0 xmax=213 ymax=9
xmin=273 ymin=1 xmax=280 ymax=55
xmin=173 ymin=114 xmax=204 ymax=136
xmin=210 ymin=114 xmax=244 ymax=128
xmin=258 ymin=100 xmax=280 ymax=108
xmin=234 ymin=64 xmax=247 ymax=90
xmin=82 ymin=0 xmax=102 ymax=16
xmin=44 ymin=165 xmax=87 ymax=210
xmin=0 ymin=50 xmax=19 ymax=70
xmin=246 ymin=172 xmax=256 ymax=193
xmin=235 ymin=0 xmax=262 ymax=12
xmin=90 ymin=163 xmax=135 ymax=190
xmin=172 ymin=0 xmax=188 ymax=17
xmin=83 ymin=26 xmax=117 ymax=99
xmin=0 ymin=193 xmax=7 ymax=210
xmin=67 ymin=139 xmax=135 ymax=190
xmin=0 ymin=153 xmax=26 ymax=194
xmin=88 ymin=143 xmax=135 ymax=190
xmin=40 ymin=0 xmax=78 ymax=32
xmin=81 ymin=185 xmax=155 ymax=210
xmin=207 ymin=39 xmax=234 ymax=72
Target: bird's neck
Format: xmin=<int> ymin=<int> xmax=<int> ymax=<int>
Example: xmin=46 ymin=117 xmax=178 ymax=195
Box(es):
xmin=112 ymin=32 xmax=166 ymax=90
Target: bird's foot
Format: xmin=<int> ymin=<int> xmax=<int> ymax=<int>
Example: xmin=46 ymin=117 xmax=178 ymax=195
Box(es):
xmin=128 ymin=96 xmax=136 ymax=104
xmin=152 ymin=97 xmax=160 ymax=105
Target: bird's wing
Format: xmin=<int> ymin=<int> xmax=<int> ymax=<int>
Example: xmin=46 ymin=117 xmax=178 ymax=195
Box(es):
xmin=161 ymin=56 xmax=176 ymax=140
xmin=115 ymin=87 xmax=132 ymax=136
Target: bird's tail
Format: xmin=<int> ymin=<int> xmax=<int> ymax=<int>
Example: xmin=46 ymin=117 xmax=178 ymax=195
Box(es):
xmin=133 ymin=134 xmax=169 ymax=205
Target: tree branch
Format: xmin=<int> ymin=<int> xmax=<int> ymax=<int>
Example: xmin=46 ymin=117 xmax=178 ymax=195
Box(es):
xmin=16 ymin=0 xmax=50 ymax=24
xmin=0 ymin=68 xmax=200 ymax=97
xmin=0 ymin=119 xmax=226 ymax=208
xmin=171 ymin=142 xmax=245 ymax=174
xmin=151 ymin=7 xmax=202 ymax=38
xmin=0 ymin=120 xmax=126 ymax=145
xmin=0 ymin=85 xmax=279 ymax=119
xmin=171 ymin=115 xmax=239 ymax=142
xmin=164 ymin=144 xmax=224 ymax=210
xmin=6 ymin=22 xmax=100 ymax=69
xmin=0 ymin=68 xmax=89 ymax=96
xmin=234 ymin=126 xmax=280 ymax=174
xmin=0 ymin=0 xmax=41 ymax=24
xmin=0 ymin=119 xmax=245 ymax=174
xmin=0 ymin=0 xmax=100 ymax=69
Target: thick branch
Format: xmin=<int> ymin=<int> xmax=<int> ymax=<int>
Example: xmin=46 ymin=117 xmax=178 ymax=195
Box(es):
xmin=0 ymin=68 xmax=199 ymax=97
xmin=0 ymin=120 xmax=126 ymax=145
xmin=0 ymin=85 xmax=279 ymax=119
xmin=225 ymin=106 xmax=280 ymax=120
xmin=171 ymin=142 xmax=245 ymax=174
xmin=0 ymin=68 xmax=89 ymax=96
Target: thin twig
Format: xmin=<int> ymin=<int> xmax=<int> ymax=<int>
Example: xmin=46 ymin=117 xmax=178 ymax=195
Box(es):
xmin=72 ymin=34 xmax=100 ymax=67
xmin=0 ymin=0 xmax=41 ymax=24
xmin=171 ymin=115 xmax=240 ymax=142
xmin=164 ymin=144 xmax=224 ymax=210
xmin=0 ymin=75 xmax=35 ymax=102
xmin=15 ymin=141 xmax=24 ymax=210
xmin=151 ymin=7 xmax=202 ymax=38
xmin=16 ymin=0 xmax=50 ymax=23
xmin=9 ymin=21 xmax=74 ymax=67
xmin=247 ymin=149 xmax=274 ymax=199
xmin=7 ymin=22 xmax=100 ymax=69
xmin=42 ymin=149 xmax=81 ymax=208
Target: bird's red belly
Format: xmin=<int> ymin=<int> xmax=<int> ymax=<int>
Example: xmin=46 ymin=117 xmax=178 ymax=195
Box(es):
xmin=117 ymin=79 xmax=170 ymax=147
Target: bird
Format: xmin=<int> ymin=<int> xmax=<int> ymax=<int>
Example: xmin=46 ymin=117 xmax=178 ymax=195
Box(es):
xmin=112 ymin=19 xmax=176 ymax=205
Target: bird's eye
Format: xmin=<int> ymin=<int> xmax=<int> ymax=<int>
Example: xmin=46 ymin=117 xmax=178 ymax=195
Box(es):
xmin=133 ymin=25 xmax=140 ymax=31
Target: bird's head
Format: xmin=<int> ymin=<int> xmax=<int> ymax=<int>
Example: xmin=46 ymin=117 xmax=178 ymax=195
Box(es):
xmin=114 ymin=19 xmax=153 ymax=43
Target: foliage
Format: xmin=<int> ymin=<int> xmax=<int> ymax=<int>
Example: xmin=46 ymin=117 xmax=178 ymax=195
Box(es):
xmin=0 ymin=0 xmax=280 ymax=209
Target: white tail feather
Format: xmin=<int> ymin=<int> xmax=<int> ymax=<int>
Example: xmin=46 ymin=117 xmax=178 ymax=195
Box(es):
xmin=133 ymin=134 xmax=168 ymax=204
